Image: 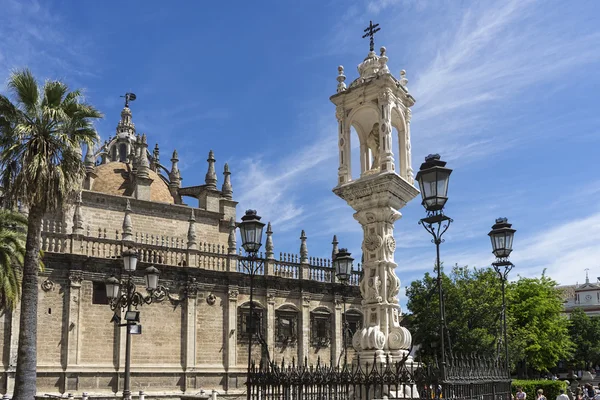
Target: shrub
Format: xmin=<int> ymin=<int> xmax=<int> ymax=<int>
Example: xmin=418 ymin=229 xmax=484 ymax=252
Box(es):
xmin=512 ymin=379 xmax=568 ymax=400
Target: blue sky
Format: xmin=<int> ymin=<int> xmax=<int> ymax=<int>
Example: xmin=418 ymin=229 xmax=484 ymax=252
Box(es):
xmin=1 ymin=0 xmax=599 ymax=307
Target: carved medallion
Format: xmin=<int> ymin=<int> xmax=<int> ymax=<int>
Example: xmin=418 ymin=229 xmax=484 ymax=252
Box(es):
xmin=386 ymin=236 xmax=396 ymax=253
xmin=228 ymin=289 xmax=239 ymax=300
xmin=41 ymin=278 xmax=54 ymax=292
xmin=364 ymin=234 xmax=382 ymax=251
xmin=206 ymin=294 xmax=217 ymax=306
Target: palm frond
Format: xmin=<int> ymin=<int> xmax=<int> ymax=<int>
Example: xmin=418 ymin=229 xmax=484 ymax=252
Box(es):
xmin=7 ymin=69 xmax=39 ymax=115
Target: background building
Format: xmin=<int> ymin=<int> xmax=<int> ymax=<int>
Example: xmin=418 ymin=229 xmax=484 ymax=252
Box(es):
xmin=558 ymin=271 xmax=600 ymax=317
xmin=0 ymin=103 xmax=361 ymax=396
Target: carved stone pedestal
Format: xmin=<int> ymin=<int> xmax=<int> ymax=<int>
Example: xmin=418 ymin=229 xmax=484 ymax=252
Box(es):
xmin=334 ymin=172 xmax=418 ymax=364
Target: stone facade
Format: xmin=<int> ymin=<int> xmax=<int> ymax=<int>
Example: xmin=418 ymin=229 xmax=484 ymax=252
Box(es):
xmin=0 ymin=104 xmax=360 ymax=396
xmin=558 ymin=272 xmax=600 ymax=317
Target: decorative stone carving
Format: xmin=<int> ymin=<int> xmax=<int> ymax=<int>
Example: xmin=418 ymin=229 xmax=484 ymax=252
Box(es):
xmin=385 ymin=236 xmax=396 ymax=253
xmin=366 ymin=123 xmax=380 ymax=170
xmin=364 ymin=234 xmax=383 ymax=251
xmin=69 ymin=271 xmax=83 ymax=288
xmin=228 ymin=289 xmax=239 ymax=301
xmin=266 ymin=292 xmax=275 ymax=305
xmin=206 ymin=294 xmax=217 ymax=306
xmin=302 ymin=294 xmax=311 ymax=306
xmin=41 ymin=278 xmax=54 ymax=292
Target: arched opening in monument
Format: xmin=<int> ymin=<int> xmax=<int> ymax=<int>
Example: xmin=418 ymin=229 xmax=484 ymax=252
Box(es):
xmin=347 ymin=105 xmax=380 ymax=179
xmin=349 ymin=126 xmax=361 ymax=181
xmin=391 ymin=106 xmax=408 ymax=180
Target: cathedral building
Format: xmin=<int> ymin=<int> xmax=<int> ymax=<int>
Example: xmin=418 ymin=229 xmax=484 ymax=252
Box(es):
xmin=0 ymin=101 xmax=361 ymax=396
xmin=558 ymin=271 xmax=600 ymax=317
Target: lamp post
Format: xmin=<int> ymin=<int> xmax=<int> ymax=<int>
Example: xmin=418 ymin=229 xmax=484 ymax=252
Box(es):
xmin=333 ymin=248 xmax=354 ymax=366
xmin=237 ymin=209 xmax=266 ymax=400
xmin=416 ymin=154 xmax=453 ymax=382
xmin=489 ymin=217 xmax=516 ymax=375
xmin=105 ymin=249 xmax=161 ymax=400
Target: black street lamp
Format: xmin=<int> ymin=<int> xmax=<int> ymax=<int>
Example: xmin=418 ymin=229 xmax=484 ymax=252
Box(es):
xmin=105 ymin=249 xmax=162 ymax=400
xmin=416 ymin=154 xmax=453 ymax=382
xmin=489 ymin=217 xmax=516 ymax=375
xmin=237 ymin=209 xmax=266 ymax=400
xmin=333 ymin=248 xmax=354 ymax=366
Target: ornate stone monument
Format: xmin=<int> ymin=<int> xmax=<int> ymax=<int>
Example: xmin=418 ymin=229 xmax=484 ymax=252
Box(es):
xmin=330 ymin=39 xmax=419 ymax=363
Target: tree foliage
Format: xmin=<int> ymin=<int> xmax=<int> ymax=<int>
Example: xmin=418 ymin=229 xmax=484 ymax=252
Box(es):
xmin=406 ymin=266 xmax=573 ymax=375
xmin=0 ymin=69 xmax=102 ymax=399
xmin=0 ymin=209 xmax=27 ymax=310
xmin=567 ymin=307 xmax=600 ymax=369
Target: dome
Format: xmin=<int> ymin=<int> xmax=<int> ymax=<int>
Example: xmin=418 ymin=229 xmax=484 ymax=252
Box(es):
xmin=91 ymin=162 xmax=174 ymax=204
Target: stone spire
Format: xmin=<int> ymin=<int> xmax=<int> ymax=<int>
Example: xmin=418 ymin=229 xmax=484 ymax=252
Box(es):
xmin=137 ymin=134 xmax=151 ymax=179
xmin=116 ymin=104 xmax=136 ymax=138
xmin=221 ymin=163 xmax=232 ymax=199
xmin=299 ymin=230 xmax=308 ymax=263
xmin=331 ymin=235 xmax=339 ymax=259
xmin=122 ymin=200 xmax=133 ymax=242
xmin=227 ymin=217 xmax=237 ymax=255
xmin=72 ymin=191 xmax=84 ymax=235
xmin=84 ymin=145 xmax=95 ymax=173
xmin=151 ymin=143 xmax=160 ymax=172
xmin=169 ymin=149 xmax=181 ymax=187
xmin=265 ymin=222 xmax=274 ymax=260
xmin=187 ymin=209 xmax=197 ymax=250
xmin=205 ymin=150 xmax=217 ymax=189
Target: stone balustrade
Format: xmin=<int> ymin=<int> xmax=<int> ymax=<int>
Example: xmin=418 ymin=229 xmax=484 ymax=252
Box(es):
xmin=40 ymin=223 xmax=361 ymax=285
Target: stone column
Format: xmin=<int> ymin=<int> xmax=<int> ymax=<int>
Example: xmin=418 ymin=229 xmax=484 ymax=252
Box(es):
xmin=65 ymin=271 xmax=83 ymax=367
xmin=405 ymin=109 xmax=414 ymax=183
xmin=225 ymin=288 xmax=239 ymax=371
xmin=266 ymin=292 xmax=276 ymax=360
xmin=333 ymin=173 xmax=419 ymax=364
xmin=378 ymin=90 xmax=395 ymax=173
xmin=332 ymin=296 xmax=343 ymax=365
xmin=184 ymin=283 xmax=199 ymax=373
xmin=336 ymin=107 xmax=351 ymax=185
xmin=298 ymin=294 xmax=311 ymax=365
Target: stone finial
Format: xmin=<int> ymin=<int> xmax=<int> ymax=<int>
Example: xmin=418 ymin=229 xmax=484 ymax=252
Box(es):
xmin=300 ymin=230 xmax=308 ymax=263
xmin=122 ymin=199 xmax=133 ymax=241
xmin=399 ymin=69 xmax=408 ymax=87
xmin=336 ymin=66 xmax=347 ymax=93
xmin=331 ymin=235 xmax=339 ymax=259
xmin=137 ymin=135 xmax=151 ymax=179
xmin=169 ymin=149 xmax=181 ymax=187
xmin=379 ymin=46 xmax=390 ymax=74
xmin=84 ymin=145 xmax=95 ymax=172
xmin=152 ymin=143 xmax=160 ymax=172
xmin=227 ymin=217 xmax=237 ymax=255
xmin=221 ymin=163 xmax=232 ymax=199
xmin=265 ymin=222 xmax=274 ymax=260
xmin=205 ymin=150 xmax=217 ymax=189
xmin=72 ymin=191 xmax=84 ymax=235
xmin=187 ymin=209 xmax=197 ymax=250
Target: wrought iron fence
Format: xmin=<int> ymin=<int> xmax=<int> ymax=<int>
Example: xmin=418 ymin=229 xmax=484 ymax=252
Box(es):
xmin=247 ymin=353 xmax=511 ymax=400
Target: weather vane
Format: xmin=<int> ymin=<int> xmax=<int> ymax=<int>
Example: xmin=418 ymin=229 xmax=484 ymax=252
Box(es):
xmin=362 ymin=21 xmax=380 ymax=52
xmin=120 ymin=92 xmax=137 ymax=108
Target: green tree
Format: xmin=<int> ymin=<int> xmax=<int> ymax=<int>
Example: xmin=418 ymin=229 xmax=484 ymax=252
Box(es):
xmin=567 ymin=308 xmax=600 ymax=370
xmin=0 ymin=209 xmax=27 ymax=310
xmin=406 ymin=265 xmax=503 ymax=363
xmin=507 ymin=273 xmax=573 ymax=376
xmin=0 ymin=69 xmax=101 ymax=399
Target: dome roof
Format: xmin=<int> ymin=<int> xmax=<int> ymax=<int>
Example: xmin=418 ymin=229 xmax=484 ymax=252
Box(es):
xmin=91 ymin=162 xmax=174 ymax=204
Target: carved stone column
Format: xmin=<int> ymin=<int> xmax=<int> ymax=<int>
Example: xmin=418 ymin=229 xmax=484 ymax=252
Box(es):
xmin=332 ymin=296 xmax=343 ymax=365
xmin=334 ymin=173 xmax=418 ymax=364
xmin=266 ymin=292 xmax=276 ymax=360
xmin=336 ymin=107 xmax=351 ymax=185
xmin=65 ymin=271 xmax=83 ymax=367
xmin=298 ymin=294 xmax=311 ymax=365
xmin=405 ymin=109 xmax=414 ymax=183
xmin=225 ymin=288 xmax=239 ymax=371
xmin=184 ymin=281 xmax=199 ymax=374
xmin=378 ymin=90 xmax=395 ymax=174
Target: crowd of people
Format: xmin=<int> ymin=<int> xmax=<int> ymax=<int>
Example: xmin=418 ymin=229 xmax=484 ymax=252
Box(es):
xmin=514 ymin=383 xmax=600 ymax=400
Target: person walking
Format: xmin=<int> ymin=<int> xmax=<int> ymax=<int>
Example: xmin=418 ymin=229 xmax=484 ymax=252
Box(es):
xmin=537 ymin=389 xmax=547 ymax=400
xmin=557 ymin=389 xmax=570 ymax=400
xmin=517 ymin=387 xmax=527 ymax=400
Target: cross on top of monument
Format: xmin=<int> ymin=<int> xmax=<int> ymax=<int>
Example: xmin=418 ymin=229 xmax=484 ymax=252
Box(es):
xmin=362 ymin=21 xmax=380 ymax=52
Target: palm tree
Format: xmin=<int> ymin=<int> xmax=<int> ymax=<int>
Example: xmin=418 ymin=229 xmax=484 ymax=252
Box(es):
xmin=0 ymin=69 xmax=102 ymax=399
xmin=0 ymin=209 xmax=27 ymax=311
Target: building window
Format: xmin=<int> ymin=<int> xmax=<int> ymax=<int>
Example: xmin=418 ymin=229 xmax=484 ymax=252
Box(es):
xmin=310 ymin=309 xmax=331 ymax=348
xmin=238 ymin=302 xmax=265 ymax=342
xmin=119 ymin=143 xmax=128 ymax=162
xmin=276 ymin=307 xmax=298 ymax=345
xmin=344 ymin=311 xmax=362 ymax=347
xmin=92 ymin=281 xmax=109 ymax=305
